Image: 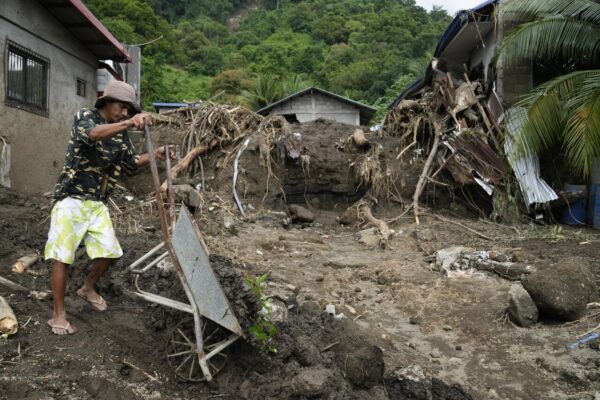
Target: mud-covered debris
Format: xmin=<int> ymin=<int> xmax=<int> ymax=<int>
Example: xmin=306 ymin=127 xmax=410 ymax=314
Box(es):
xmin=508 ymin=282 xmax=538 ymax=327
xmin=11 ymin=254 xmax=39 ymax=274
xmin=523 ymin=257 xmax=597 ymax=321
xmin=291 ymin=367 xmax=334 ymax=397
xmin=298 ymin=301 xmax=321 ymax=317
xmin=288 ymin=204 xmax=314 ymax=223
xmin=0 ymin=295 xmax=17 ymax=336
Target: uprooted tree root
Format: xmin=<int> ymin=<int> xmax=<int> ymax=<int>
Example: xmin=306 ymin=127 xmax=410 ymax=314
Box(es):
xmin=154 ymin=103 xmax=291 ymax=202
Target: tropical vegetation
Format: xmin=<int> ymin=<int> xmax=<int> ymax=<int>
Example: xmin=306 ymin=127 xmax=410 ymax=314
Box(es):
xmin=501 ymin=0 xmax=600 ymax=178
xmin=82 ymin=0 xmax=451 ymax=117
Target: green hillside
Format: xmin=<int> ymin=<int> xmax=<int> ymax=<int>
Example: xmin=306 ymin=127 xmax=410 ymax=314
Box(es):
xmin=83 ymin=0 xmax=450 ymax=119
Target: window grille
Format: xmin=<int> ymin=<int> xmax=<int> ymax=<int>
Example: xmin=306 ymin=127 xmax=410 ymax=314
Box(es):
xmin=76 ymin=78 xmax=86 ymax=97
xmin=5 ymin=41 xmax=50 ymax=117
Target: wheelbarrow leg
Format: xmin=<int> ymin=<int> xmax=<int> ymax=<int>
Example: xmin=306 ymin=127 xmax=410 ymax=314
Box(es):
xmin=193 ymin=311 xmax=213 ymax=382
xmin=198 ymin=352 xmax=212 ymax=382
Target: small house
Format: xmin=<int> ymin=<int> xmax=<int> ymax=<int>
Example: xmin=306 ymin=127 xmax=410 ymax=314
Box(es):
xmin=258 ymin=87 xmax=376 ymax=126
xmin=0 ymin=0 xmax=133 ymax=193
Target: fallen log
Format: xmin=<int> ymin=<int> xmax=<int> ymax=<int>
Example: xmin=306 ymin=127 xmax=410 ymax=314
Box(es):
xmin=160 ymin=138 xmax=220 ymax=191
xmin=11 ymin=254 xmax=39 ymax=274
xmin=464 ymin=256 xmax=536 ymax=280
xmin=0 ymin=296 xmax=17 ymax=336
xmin=0 ymin=276 xmax=29 ymax=292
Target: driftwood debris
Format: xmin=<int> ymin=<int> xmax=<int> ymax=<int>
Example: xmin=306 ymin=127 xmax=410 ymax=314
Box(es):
xmin=0 ymin=276 xmax=29 ymax=292
xmin=0 ymin=296 xmax=17 ymax=336
xmin=359 ymin=205 xmax=393 ymax=247
xmin=351 ymin=129 xmax=369 ymax=147
xmin=413 ymin=117 xmax=442 ymax=225
xmin=11 ymin=254 xmax=39 ymax=274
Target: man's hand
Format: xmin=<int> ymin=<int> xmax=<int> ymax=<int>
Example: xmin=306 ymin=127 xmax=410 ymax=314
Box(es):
xmin=155 ymin=145 xmax=176 ymax=161
xmin=127 ymin=113 xmax=152 ymax=130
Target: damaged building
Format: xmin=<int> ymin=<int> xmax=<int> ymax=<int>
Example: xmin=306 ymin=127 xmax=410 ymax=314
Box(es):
xmin=384 ymin=0 xmax=588 ymax=221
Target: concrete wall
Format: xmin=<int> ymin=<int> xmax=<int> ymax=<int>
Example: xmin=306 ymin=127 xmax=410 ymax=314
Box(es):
xmin=271 ymin=92 xmax=361 ymax=126
xmin=0 ymin=0 xmax=98 ymax=193
xmin=496 ymin=0 xmax=533 ymax=105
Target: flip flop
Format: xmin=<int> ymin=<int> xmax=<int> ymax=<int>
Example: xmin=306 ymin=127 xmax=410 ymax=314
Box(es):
xmin=76 ymin=289 xmax=108 ymax=312
xmin=47 ymin=319 xmax=78 ymax=335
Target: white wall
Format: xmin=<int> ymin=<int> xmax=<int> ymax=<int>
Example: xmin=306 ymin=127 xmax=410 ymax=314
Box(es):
xmin=271 ymin=92 xmax=361 ymax=126
xmin=0 ymin=0 xmax=98 ymax=193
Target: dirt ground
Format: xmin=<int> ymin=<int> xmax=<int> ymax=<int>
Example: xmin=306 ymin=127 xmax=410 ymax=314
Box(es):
xmin=2 ymin=119 xmax=600 ymax=399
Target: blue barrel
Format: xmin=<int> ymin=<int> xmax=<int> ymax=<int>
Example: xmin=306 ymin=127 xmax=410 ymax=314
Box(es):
xmin=590 ymin=184 xmax=600 ymax=229
xmin=561 ymin=184 xmax=586 ymax=225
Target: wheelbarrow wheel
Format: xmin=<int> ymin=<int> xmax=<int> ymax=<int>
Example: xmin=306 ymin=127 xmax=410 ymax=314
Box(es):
xmin=166 ymin=317 xmax=231 ymax=382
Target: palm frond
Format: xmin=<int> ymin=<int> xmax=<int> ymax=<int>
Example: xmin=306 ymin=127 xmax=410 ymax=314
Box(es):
xmin=500 ymin=16 xmax=600 ymax=67
xmin=562 ymin=73 xmax=600 ymax=176
xmin=509 ymin=70 xmax=600 ymax=177
xmin=503 ymin=0 xmax=600 ymax=24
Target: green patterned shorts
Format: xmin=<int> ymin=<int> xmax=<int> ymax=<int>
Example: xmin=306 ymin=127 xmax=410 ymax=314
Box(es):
xmin=44 ymin=197 xmax=123 ymax=264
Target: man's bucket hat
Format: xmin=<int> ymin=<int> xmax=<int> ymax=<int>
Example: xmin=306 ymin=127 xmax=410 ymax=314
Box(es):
xmin=95 ymin=81 xmax=141 ymax=115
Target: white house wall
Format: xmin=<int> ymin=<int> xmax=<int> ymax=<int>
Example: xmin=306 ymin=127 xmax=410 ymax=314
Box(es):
xmin=0 ymin=0 xmax=98 ymax=193
xmin=271 ymin=92 xmax=361 ymax=126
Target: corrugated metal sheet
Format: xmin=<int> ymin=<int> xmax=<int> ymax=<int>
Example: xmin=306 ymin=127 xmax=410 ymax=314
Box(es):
xmin=504 ymin=108 xmax=558 ymax=205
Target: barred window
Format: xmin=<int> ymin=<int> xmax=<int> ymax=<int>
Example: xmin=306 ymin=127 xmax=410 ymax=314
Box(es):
xmin=5 ymin=41 xmax=50 ymax=117
xmin=76 ymin=78 xmax=86 ymax=97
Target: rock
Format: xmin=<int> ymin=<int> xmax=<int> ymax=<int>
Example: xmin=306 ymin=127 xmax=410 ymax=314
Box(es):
xmin=512 ymin=249 xmax=528 ymax=262
xmin=270 ymin=299 xmax=288 ymax=323
xmin=293 ymin=335 xmax=323 ymax=366
xmin=409 ymin=316 xmax=420 ymax=325
xmin=376 ymin=275 xmax=388 ymax=285
xmin=357 ymin=228 xmax=380 ymax=246
xmin=523 ymin=257 xmax=596 ymax=321
xmin=299 ymin=301 xmax=322 ymax=317
xmin=172 ymin=184 xmax=202 ymax=209
xmin=507 ymin=283 xmax=539 ymax=327
xmin=289 ymin=204 xmax=314 ymax=223
xmin=337 ymin=344 xmax=384 ymax=388
xmin=443 ymin=325 xmax=453 ymax=331
xmin=291 ymin=367 xmax=332 ymax=397
xmin=430 ymin=349 xmax=441 ymax=358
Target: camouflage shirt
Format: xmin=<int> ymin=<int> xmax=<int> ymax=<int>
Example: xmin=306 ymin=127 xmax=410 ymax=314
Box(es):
xmin=53 ymin=108 xmax=139 ymax=203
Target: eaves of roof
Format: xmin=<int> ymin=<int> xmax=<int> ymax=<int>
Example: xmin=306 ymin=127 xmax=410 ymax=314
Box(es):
xmin=37 ymin=0 xmax=132 ymax=63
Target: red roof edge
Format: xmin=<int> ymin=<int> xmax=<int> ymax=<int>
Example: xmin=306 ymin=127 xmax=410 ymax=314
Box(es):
xmin=69 ymin=0 xmax=133 ymax=63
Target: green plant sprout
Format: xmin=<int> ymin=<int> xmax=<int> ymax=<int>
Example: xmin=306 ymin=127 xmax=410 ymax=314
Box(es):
xmin=244 ymin=273 xmax=278 ymax=353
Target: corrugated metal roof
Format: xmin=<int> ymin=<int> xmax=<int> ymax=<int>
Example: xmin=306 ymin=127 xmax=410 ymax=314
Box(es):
xmin=37 ymin=0 xmax=132 ymax=62
xmin=504 ymin=108 xmax=558 ymax=206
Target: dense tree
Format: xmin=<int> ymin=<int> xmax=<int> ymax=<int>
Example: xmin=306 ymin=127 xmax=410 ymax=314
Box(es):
xmin=82 ymin=0 xmax=451 ymax=116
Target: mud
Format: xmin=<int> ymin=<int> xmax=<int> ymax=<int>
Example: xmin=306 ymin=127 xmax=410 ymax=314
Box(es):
xmin=3 ymin=118 xmax=600 ymax=400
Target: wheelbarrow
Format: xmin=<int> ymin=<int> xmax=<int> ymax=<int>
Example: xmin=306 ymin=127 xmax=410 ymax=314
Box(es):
xmin=124 ymin=126 xmax=243 ymax=382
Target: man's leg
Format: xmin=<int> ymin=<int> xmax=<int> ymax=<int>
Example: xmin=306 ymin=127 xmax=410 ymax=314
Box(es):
xmin=77 ymin=258 xmax=110 ymax=311
xmin=49 ymin=260 xmax=78 ymax=335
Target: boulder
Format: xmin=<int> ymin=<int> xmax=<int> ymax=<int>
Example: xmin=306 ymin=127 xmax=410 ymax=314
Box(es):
xmin=523 ymin=257 xmax=597 ymax=321
xmin=507 ymin=283 xmax=538 ymax=327
xmin=289 ymin=204 xmax=314 ymax=223
xmin=291 ymin=367 xmax=332 ymax=397
xmin=172 ymin=184 xmax=202 ymax=208
xmin=293 ymin=335 xmax=323 ymax=366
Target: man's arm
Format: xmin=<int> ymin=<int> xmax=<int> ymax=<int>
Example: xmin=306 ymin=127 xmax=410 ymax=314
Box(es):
xmin=88 ymin=113 xmax=149 ymax=141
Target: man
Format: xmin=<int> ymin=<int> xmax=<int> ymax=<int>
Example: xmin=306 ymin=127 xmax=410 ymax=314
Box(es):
xmin=44 ymin=81 xmax=171 ymax=335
